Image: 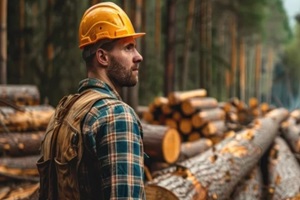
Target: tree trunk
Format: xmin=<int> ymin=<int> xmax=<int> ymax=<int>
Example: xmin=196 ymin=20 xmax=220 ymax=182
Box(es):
xmin=0 ymin=105 xmax=54 ymax=133
xmin=127 ymin=0 xmax=143 ymax=111
xmin=267 ymin=137 xmax=300 ymax=200
xmin=230 ymin=15 xmax=237 ymax=97
xmin=254 ymin=43 xmax=262 ymax=99
xmin=181 ymin=0 xmax=195 ymax=90
xmin=164 ymin=0 xmax=176 ymax=96
xmin=146 ymin=108 xmax=289 ymax=200
xmin=239 ymin=38 xmax=246 ymax=102
xmin=142 ymin=123 xmax=181 ymax=164
xmin=0 ymin=131 xmax=44 ymax=157
xmin=0 ymin=0 xmax=7 ymax=84
xmin=0 ymin=85 xmax=40 ymax=106
xmin=18 ymin=0 xmax=25 ymax=83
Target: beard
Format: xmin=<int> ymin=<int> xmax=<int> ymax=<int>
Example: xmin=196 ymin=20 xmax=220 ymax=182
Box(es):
xmin=107 ymin=56 xmax=139 ymax=87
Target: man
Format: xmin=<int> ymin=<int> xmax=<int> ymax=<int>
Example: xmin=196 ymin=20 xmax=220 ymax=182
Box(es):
xmin=38 ymin=2 xmax=146 ymax=199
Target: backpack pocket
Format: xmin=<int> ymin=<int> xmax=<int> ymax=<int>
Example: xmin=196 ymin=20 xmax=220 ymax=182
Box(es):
xmin=53 ymin=132 xmax=80 ymax=200
xmin=36 ymin=156 xmax=56 ymax=200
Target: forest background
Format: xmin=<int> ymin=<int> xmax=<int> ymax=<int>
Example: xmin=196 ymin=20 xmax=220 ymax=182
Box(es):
xmin=1 ymin=0 xmax=300 ymax=111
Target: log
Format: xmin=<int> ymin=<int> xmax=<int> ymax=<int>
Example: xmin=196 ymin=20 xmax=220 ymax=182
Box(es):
xmin=290 ymin=109 xmax=300 ymax=122
xmin=281 ymin=118 xmax=300 ymax=153
xmin=142 ymin=123 xmax=181 ymax=164
xmin=0 ymin=182 xmax=39 ymax=200
xmin=201 ymin=120 xmax=227 ymax=138
xmin=177 ymin=138 xmax=212 ymax=162
xmin=150 ymin=161 xmax=172 ymax=176
xmin=181 ymin=97 xmax=218 ymax=116
xmin=191 ymin=108 xmax=225 ymax=128
xmin=146 ymin=168 xmax=207 ymax=200
xmin=0 ymin=105 xmax=54 ymax=133
xmin=267 ymin=137 xmax=300 ymax=200
xmin=0 ymin=155 xmax=39 ymax=181
xmin=146 ymin=108 xmax=289 ymax=200
xmin=179 ymin=118 xmax=193 ymax=135
xmin=0 ymin=131 xmax=44 ymax=157
xmin=0 ymin=85 xmax=40 ymax=106
xmin=168 ymin=89 xmax=207 ymax=105
xmin=165 ymin=118 xmax=178 ymax=129
xmin=230 ymin=165 xmax=263 ymax=200
xmin=186 ymin=131 xmax=201 ymax=142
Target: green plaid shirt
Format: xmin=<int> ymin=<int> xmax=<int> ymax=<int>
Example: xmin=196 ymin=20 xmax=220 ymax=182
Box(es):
xmin=78 ymin=78 xmax=145 ymax=199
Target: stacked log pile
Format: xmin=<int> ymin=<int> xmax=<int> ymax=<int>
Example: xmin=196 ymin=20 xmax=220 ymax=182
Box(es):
xmin=142 ymin=89 xmax=300 ymax=199
xmin=0 ymin=85 xmax=54 ymax=200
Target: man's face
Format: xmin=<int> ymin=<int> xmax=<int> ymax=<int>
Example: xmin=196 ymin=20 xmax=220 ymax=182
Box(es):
xmin=106 ymin=37 xmax=143 ymax=88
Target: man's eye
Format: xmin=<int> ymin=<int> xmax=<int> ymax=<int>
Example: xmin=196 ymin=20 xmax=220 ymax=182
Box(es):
xmin=125 ymin=44 xmax=134 ymax=51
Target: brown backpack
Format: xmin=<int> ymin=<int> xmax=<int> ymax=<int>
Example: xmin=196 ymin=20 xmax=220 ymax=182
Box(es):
xmin=37 ymin=89 xmax=110 ymax=200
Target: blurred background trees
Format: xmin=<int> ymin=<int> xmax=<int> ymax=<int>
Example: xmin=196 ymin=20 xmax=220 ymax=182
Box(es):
xmin=1 ymin=0 xmax=299 ymax=110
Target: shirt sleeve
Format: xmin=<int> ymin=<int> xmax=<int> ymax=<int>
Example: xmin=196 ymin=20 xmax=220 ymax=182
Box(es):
xmin=97 ymin=104 xmax=145 ymax=200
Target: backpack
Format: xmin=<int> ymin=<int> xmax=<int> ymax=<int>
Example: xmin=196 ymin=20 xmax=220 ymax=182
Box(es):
xmin=36 ymin=89 xmax=110 ymax=200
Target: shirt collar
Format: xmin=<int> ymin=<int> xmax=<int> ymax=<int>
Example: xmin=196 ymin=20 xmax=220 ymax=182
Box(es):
xmin=78 ymin=78 xmax=122 ymax=100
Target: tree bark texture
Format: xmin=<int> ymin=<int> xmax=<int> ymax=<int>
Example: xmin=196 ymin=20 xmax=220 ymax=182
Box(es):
xmin=230 ymin=165 xmax=263 ymax=200
xmin=267 ymin=137 xmax=300 ymax=200
xmin=142 ymin=123 xmax=181 ymax=164
xmin=0 ymin=105 xmax=54 ymax=133
xmin=0 ymin=155 xmax=39 ymax=181
xmin=0 ymin=182 xmax=39 ymax=200
xmin=281 ymin=115 xmax=300 ymax=153
xmin=146 ymin=108 xmax=289 ymax=200
xmin=177 ymin=138 xmax=212 ymax=162
xmin=0 ymin=85 xmax=40 ymax=106
xmin=0 ymin=0 xmax=7 ymax=84
xmin=0 ymin=131 xmax=44 ymax=157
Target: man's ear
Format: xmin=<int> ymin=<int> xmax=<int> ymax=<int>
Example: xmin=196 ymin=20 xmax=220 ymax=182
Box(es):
xmin=96 ymin=49 xmax=109 ymax=66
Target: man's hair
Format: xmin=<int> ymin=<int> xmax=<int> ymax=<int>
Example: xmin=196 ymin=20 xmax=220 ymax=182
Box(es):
xmin=82 ymin=39 xmax=119 ymax=67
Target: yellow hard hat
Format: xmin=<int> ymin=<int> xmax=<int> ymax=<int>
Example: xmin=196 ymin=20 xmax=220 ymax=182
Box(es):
xmin=78 ymin=2 xmax=145 ymax=49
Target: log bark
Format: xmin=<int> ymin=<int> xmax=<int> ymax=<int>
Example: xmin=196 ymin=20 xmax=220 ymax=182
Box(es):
xmin=267 ymin=137 xmax=300 ymax=200
xmin=177 ymin=138 xmax=212 ymax=162
xmin=0 ymin=85 xmax=40 ymax=106
xmin=281 ymin=116 xmax=300 ymax=153
xmin=0 ymin=182 xmax=39 ymax=200
xmin=230 ymin=165 xmax=263 ymax=200
xmin=191 ymin=108 xmax=225 ymax=128
xmin=168 ymin=89 xmax=207 ymax=105
xmin=201 ymin=120 xmax=227 ymax=139
xmin=142 ymin=123 xmax=181 ymax=164
xmin=0 ymin=105 xmax=54 ymax=133
xmin=181 ymin=97 xmax=218 ymax=116
xmin=0 ymin=155 xmax=39 ymax=181
xmin=146 ymin=108 xmax=289 ymax=200
xmin=0 ymin=131 xmax=44 ymax=157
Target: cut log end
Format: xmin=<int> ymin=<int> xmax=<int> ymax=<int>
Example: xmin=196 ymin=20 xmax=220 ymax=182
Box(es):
xmin=163 ymin=128 xmax=181 ymax=163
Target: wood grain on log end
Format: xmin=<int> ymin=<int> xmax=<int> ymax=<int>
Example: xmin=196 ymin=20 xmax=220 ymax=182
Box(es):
xmin=163 ymin=128 xmax=181 ymax=163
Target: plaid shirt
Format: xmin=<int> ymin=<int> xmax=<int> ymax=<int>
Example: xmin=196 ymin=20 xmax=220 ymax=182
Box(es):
xmin=78 ymin=78 xmax=145 ymax=199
